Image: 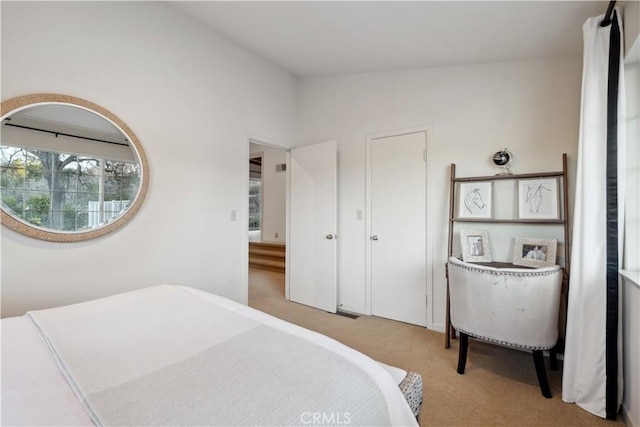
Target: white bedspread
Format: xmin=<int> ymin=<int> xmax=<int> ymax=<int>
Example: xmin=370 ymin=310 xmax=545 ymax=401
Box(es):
xmin=7 ymin=285 xmax=416 ymax=426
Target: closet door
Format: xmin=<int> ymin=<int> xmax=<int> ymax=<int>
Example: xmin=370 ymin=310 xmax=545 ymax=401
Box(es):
xmin=370 ymin=131 xmax=427 ymax=326
xmin=288 ymin=140 xmax=338 ymax=313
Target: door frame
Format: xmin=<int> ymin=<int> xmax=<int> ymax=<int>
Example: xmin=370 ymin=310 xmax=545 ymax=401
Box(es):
xmin=365 ymin=125 xmax=434 ymax=329
xmin=246 ymin=136 xmax=337 ymax=309
xmin=245 ymin=135 xmax=291 ymax=302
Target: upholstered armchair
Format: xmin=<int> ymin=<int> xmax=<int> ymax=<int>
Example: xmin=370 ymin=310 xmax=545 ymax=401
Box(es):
xmin=447 ymin=257 xmax=563 ymax=398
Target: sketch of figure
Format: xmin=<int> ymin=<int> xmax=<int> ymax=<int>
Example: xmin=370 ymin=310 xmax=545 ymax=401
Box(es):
xmin=525 ymin=184 xmax=551 ymax=213
xmin=464 ymin=188 xmax=486 ymax=214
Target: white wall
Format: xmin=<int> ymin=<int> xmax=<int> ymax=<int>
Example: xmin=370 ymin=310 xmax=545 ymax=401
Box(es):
xmin=622 ymin=2 xmax=640 ymax=424
xmin=623 ymin=0 xmax=640 ymax=275
xmin=249 ymin=143 xmax=287 ymax=243
xmin=0 ymin=1 xmax=296 ymax=317
xmin=296 ymin=57 xmax=582 ymax=328
xmin=624 ymin=61 xmax=639 ymax=272
xmin=623 ymin=1 xmax=640 ymax=61
xmin=622 ymin=273 xmax=640 ymax=427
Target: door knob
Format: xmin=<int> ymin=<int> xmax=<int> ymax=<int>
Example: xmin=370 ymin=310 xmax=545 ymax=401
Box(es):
xmin=371 ymin=235 xmax=379 ymax=241
xmin=326 ymin=234 xmax=335 ymax=240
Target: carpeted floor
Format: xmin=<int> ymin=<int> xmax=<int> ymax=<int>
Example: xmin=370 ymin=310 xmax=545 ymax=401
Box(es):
xmin=248 ymin=268 xmax=627 ymax=427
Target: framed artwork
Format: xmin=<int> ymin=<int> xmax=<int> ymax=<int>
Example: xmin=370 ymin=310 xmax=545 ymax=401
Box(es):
xmin=460 ymin=229 xmax=492 ymax=262
xmin=512 ymin=236 xmax=558 ymax=268
xmin=518 ymin=178 xmax=559 ymax=220
xmin=458 ymin=182 xmax=492 ymax=219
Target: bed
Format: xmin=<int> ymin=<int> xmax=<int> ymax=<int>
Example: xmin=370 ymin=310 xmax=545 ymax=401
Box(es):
xmin=1 ymin=285 xmax=422 ymax=426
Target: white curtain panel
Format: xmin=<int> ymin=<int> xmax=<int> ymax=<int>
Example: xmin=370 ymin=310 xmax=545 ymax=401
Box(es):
xmin=562 ymin=10 xmax=625 ymax=419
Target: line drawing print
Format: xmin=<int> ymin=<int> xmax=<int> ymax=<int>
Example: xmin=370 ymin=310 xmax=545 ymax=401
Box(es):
xmin=459 ymin=182 xmax=492 ymax=219
xmin=464 ymin=188 xmax=486 ymax=214
xmin=525 ymin=184 xmax=551 ymax=213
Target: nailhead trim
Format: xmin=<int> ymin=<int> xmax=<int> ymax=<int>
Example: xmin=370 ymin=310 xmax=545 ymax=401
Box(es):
xmin=454 ymin=327 xmax=553 ymax=351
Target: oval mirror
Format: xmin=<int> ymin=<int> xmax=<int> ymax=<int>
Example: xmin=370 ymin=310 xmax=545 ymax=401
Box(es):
xmin=1 ymin=94 xmax=149 ymax=242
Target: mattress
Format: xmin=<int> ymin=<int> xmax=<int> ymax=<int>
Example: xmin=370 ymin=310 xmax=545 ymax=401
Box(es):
xmin=1 ymin=285 xmax=420 ymax=426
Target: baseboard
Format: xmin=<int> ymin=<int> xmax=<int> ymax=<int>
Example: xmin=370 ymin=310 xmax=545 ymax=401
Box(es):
xmin=431 ymin=322 xmax=446 ymax=333
xmin=622 ymin=403 xmax=638 ymax=427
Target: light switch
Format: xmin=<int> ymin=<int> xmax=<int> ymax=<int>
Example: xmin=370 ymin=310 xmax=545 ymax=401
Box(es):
xmin=356 ymin=209 xmax=363 ymax=220
xmin=230 ymin=210 xmax=237 ymax=221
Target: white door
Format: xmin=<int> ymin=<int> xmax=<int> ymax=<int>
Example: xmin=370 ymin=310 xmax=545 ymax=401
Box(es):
xmin=370 ymin=132 xmax=427 ymax=326
xmin=288 ymin=140 xmax=338 ymax=313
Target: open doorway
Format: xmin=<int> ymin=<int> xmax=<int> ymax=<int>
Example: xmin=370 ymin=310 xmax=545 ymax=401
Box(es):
xmin=248 ymin=141 xmax=287 ymax=277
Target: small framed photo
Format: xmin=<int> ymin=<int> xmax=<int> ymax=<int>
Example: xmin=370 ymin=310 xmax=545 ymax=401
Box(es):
xmin=458 ymin=182 xmax=492 ymax=219
xmin=518 ymin=178 xmax=559 ymax=219
xmin=512 ymin=236 xmax=558 ymax=268
xmin=460 ymin=229 xmax=492 ymax=262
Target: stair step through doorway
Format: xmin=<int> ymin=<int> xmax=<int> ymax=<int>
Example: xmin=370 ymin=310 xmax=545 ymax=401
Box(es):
xmin=249 ymin=241 xmax=285 ymax=273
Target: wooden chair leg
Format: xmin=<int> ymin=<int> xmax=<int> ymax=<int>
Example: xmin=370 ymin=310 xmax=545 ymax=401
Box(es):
xmin=532 ymin=350 xmax=552 ymax=398
xmin=549 ymin=347 xmax=558 ymax=371
xmin=457 ymin=333 xmax=468 ymax=374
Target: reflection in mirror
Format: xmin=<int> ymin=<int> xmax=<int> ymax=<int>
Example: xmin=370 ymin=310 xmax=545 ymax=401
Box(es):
xmin=1 ymin=94 xmax=149 ymax=242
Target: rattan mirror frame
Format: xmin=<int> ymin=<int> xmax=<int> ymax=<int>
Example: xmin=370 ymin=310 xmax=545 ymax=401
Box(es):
xmin=1 ymin=93 xmax=149 ymax=242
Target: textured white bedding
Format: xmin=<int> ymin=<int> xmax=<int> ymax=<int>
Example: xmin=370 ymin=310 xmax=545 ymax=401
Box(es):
xmin=2 ymin=285 xmax=417 ymax=426
xmin=2 ymin=316 xmax=92 ymax=426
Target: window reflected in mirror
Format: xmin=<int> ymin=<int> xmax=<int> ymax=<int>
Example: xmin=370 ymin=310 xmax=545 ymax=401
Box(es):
xmin=1 ymin=147 xmax=140 ymax=231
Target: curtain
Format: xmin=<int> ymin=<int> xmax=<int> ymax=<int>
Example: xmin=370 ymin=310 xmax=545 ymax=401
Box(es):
xmin=562 ymin=9 xmax=625 ymax=419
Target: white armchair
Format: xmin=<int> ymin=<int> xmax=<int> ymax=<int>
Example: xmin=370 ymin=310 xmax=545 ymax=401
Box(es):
xmin=447 ymin=256 xmax=563 ymax=398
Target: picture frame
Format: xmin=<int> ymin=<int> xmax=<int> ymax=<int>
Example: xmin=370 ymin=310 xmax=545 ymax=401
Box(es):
xmin=518 ymin=178 xmax=559 ymax=220
xmin=512 ymin=236 xmax=558 ymax=268
xmin=460 ymin=229 xmax=492 ymax=262
xmin=458 ymin=181 xmax=492 ymax=219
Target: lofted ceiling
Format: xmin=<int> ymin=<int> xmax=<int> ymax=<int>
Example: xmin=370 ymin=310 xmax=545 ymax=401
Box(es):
xmin=170 ymin=1 xmax=610 ymax=78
